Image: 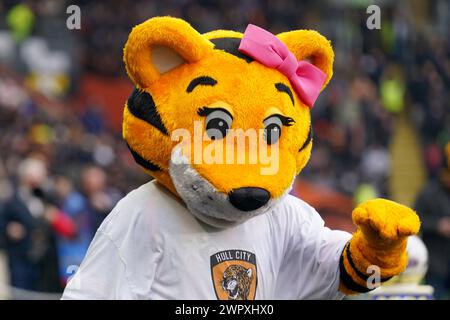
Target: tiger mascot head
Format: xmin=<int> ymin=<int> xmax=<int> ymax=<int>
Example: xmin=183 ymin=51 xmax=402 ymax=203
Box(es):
xmin=221 ymin=265 xmax=253 ymax=300
xmin=123 ymin=17 xmax=333 ymax=228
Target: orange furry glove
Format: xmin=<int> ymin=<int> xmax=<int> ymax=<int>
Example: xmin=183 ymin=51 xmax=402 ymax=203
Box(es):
xmin=339 ymin=199 xmax=421 ymax=295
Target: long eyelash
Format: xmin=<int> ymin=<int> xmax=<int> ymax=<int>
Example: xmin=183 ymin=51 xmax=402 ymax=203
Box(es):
xmin=197 ymin=107 xmax=233 ymax=119
xmin=197 ymin=106 xmax=212 ymax=117
xmin=264 ymin=114 xmax=295 ymax=126
xmin=281 ymin=116 xmax=295 ymax=127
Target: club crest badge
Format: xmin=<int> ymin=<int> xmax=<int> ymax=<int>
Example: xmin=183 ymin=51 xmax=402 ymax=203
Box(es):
xmin=210 ymin=249 xmax=257 ymax=300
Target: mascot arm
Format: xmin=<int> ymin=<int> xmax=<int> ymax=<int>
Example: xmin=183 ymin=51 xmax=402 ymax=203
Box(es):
xmin=62 ymin=230 xmax=136 ymax=299
xmin=339 ymin=199 xmax=421 ymax=295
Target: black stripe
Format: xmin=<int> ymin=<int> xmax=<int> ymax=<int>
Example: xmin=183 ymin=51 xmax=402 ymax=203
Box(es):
xmin=210 ymin=37 xmax=254 ymax=63
xmin=299 ymin=124 xmax=313 ymax=152
xmin=275 ymin=83 xmax=294 ymax=106
xmin=197 ymin=106 xmax=233 ymax=119
xmin=187 ymin=76 xmax=217 ymax=93
xmin=263 ymin=114 xmax=295 ymax=126
xmin=339 ymin=244 xmax=372 ymax=293
xmin=126 ymin=143 xmax=161 ymax=172
xmin=346 ymin=242 xmax=393 ymax=283
xmin=127 ymin=87 xmax=169 ymax=136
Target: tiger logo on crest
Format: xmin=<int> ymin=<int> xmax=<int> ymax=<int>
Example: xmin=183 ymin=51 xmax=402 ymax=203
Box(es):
xmin=210 ymin=249 xmax=257 ymax=300
xmin=221 ymin=265 xmax=253 ymax=300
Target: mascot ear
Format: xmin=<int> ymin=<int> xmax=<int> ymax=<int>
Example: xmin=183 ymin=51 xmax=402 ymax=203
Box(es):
xmin=123 ymin=16 xmax=214 ymax=88
xmin=277 ymin=30 xmax=334 ymax=89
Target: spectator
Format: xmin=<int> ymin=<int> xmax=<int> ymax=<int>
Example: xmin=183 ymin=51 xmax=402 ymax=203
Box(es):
xmin=81 ymin=165 xmax=120 ymax=236
xmin=53 ymin=175 xmax=92 ymax=286
xmin=415 ymin=143 xmax=450 ymax=299
xmin=0 ymin=157 xmax=48 ymax=291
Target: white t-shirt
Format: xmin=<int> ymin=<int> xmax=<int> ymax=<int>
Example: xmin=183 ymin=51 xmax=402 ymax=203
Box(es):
xmin=62 ymin=181 xmax=351 ymax=300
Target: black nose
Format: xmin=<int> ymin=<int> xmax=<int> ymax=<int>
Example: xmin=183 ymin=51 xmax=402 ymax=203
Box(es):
xmin=228 ymin=187 xmax=270 ymax=211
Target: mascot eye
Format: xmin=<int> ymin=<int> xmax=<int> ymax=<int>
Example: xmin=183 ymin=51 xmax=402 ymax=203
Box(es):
xmin=263 ymin=116 xmax=283 ymax=145
xmin=205 ymin=109 xmax=233 ymax=140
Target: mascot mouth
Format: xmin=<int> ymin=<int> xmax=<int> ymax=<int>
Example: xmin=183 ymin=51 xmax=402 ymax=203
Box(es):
xmin=222 ymin=279 xmax=239 ymax=299
xmin=168 ymin=146 xmax=291 ymax=228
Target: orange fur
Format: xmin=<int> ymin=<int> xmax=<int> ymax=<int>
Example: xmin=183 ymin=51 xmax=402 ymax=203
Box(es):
xmin=122 ymin=16 xmax=332 ymax=197
xmin=340 ymin=199 xmax=420 ymax=295
xmin=121 ymin=17 xmax=421 ymax=297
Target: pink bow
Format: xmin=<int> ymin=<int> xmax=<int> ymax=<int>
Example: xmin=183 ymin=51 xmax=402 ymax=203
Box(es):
xmin=238 ymin=24 xmax=326 ymax=108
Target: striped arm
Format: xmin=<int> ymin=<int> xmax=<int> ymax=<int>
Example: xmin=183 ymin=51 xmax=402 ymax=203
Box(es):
xmin=339 ymin=230 xmax=409 ymax=295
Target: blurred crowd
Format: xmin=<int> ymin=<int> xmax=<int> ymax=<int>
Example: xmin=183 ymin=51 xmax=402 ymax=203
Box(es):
xmin=0 ymin=0 xmax=449 ymax=298
xmin=0 ymin=71 xmax=148 ymax=294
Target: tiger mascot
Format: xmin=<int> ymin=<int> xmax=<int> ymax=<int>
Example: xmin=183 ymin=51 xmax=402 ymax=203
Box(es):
xmin=62 ymin=16 xmax=420 ymax=300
